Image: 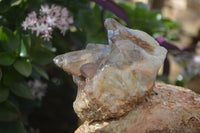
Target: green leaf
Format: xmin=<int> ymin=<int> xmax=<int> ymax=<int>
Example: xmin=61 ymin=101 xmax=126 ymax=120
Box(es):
xmin=0 ymin=27 xmax=20 ymax=51
xmin=32 ymin=64 xmax=49 ymax=80
xmin=14 ymin=59 xmax=32 ymax=77
xmin=175 ymin=80 xmax=184 ymax=87
xmin=0 ymin=101 xmax=19 ymax=122
xmin=0 ymin=120 xmax=27 ymax=133
xmin=2 ymin=69 xmax=32 ymax=99
xmin=22 ymin=35 xmax=31 ymax=52
xmin=19 ymin=41 xmax=28 ymax=57
xmin=69 ymin=31 xmax=86 ymax=48
xmin=10 ymin=81 xmax=33 ymax=100
xmin=19 ymin=35 xmax=31 ymax=57
xmin=77 ymin=7 xmax=107 ymax=44
xmin=3 ymin=69 xmax=24 ymax=87
xmin=166 ymin=33 xmax=180 ymax=41
xmin=0 ymin=52 xmax=15 ymax=66
xmin=11 ymin=0 xmax=22 ymax=7
xmin=31 ymin=48 xmax=54 ymax=65
xmin=40 ymin=41 xmax=55 ymax=52
xmin=162 ymin=19 xmax=179 ymax=30
xmin=23 ymin=35 xmax=31 ymax=49
xmin=157 ymin=75 xmax=169 ymax=84
xmin=0 ymin=67 xmax=2 ymax=81
xmin=0 ymin=0 xmax=11 ymax=13
xmin=0 ymin=87 xmax=9 ymax=103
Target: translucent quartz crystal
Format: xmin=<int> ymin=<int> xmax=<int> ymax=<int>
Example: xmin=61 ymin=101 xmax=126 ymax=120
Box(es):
xmin=53 ymin=18 xmax=167 ymax=121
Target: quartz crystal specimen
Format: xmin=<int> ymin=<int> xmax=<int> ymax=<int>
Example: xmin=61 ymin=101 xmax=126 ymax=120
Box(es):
xmin=53 ymin=18 xmax=167 ymax=121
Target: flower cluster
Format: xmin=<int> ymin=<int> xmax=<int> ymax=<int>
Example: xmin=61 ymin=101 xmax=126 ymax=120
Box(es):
xmin=22 ymin=4 xmax=73 ymax=41
xmin=28 ymin=80 xmax=47 ymax=100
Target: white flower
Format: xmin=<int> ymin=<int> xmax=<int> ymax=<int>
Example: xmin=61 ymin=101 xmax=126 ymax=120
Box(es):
xmin=28 ymin=18 xmax=37 ymax=27
xmin=61 ymin=8 xmax=69 ymax=17
xmin=194 ymin=55 xmax=200 ymax=64
xmin=51 ymin=5 xmax=61 ymax=17
xmin=22 ymin=19 xmax=29 ymax=30
xmin=58 ymin=17 xmax=68 ymax=26
xmin=43 ymin=32 xmax=52 ymax=41
xmin=59 ymin=26 xmax=69 ymax=36
xmin=68 ymin=16 xmax=74 ymax=24
xmin=40 ymin=5 xmax=50 ymax=14
xmin=40 ymin=23 xmax=49 ymax=33
xmin=28 ymin=11 xmax=37 ymax=19
xmin=46 ymin=15 xmax=56 ymax=26
xmin=22 ymin=4 xmax=73 ymax=41
xmin=32 ymin=23 xmax=41 ymax=36
xmin=28 ymin=80 xmax=47 ymax=100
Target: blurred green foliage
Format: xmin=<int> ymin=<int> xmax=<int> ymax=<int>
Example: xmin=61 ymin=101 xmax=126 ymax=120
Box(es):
xmin=119 ymin=2 xmax=179 ymax=40
xmin=0 ymin=0 xmax=179 ymax=132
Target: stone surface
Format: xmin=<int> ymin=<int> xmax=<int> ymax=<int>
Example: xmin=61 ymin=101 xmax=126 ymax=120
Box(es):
xmin=53 ymin=18 xmax=167 ymax=121
xmin=75 ymin=82 xmax=200 ymax=133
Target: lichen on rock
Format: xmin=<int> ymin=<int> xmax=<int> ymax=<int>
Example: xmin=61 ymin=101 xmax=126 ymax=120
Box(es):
xmin=53 ymin=18 xmax=167 ymax=121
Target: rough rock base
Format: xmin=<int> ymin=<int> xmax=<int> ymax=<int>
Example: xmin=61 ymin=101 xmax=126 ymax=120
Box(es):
xmin=75 ymin=82 xmax=200 ymax=133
